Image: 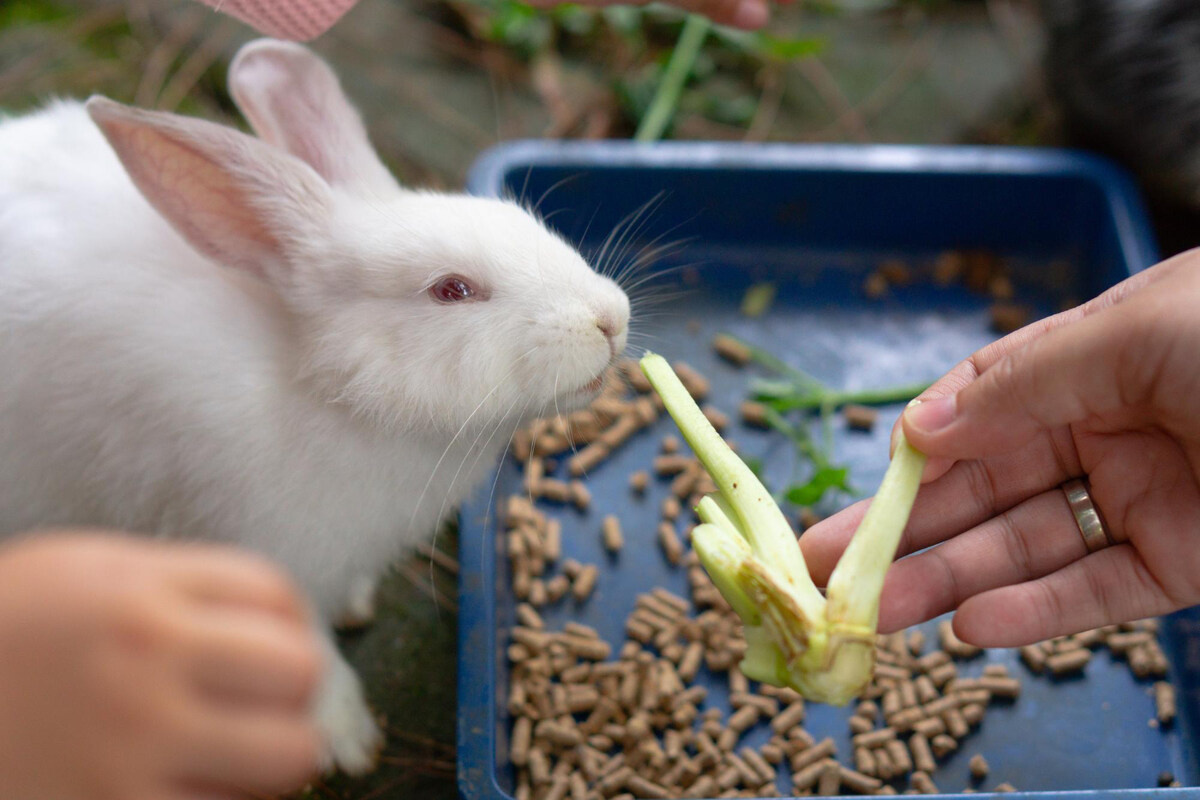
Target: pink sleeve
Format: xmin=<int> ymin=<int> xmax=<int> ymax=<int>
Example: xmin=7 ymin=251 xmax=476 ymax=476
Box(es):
xmin=195 ymin=0 xmax=359 ymax=41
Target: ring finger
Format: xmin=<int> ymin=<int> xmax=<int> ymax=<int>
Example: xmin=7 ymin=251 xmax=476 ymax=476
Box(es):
xmin=875 ymin=484 xmax=1098 ymax=633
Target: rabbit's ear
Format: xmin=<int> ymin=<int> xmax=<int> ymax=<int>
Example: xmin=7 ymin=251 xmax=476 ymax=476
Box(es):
xmin=86 ymin=95 xmax=330 ymax=283
xmin=228 ymin=39 xmax=398 ymax=196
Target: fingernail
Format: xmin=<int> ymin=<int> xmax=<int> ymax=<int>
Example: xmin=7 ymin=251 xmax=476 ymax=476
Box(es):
xmin=730 ymin=0 xmax=768 ymax=29
xmin=904 ymin=394 xmax=957 ymax=434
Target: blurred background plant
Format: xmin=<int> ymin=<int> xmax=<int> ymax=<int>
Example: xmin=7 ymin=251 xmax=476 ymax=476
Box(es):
xmin=2 ymin=0 xmax=1196 ymax=797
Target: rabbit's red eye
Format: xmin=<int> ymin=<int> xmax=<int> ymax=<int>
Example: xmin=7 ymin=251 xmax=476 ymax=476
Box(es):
xmin=430 ymin=276 xmax=476 ymax=303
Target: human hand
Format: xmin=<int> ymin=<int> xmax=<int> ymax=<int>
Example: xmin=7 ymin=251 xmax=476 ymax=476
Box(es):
xmin=523 ymin=0 xmax=775 ymax=30
xmin=0 ymin=530 xmax=322 ymax=800
xmin=800 ymin=249 xmax=1200 ymax=647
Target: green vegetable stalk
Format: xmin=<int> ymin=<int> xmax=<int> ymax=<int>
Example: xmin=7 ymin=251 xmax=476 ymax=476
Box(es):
xmin=640 ymin=352 xmax=926 ymax=705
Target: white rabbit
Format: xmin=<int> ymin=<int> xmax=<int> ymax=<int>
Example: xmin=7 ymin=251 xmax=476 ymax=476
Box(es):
xmin=0 ymin=39 xmax=629 ymax=774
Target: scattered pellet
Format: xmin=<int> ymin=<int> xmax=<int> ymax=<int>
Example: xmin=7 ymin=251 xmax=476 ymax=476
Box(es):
xmin=661 ymin=496 xmax=681 ymax=521
xmin=994 ymin=783 xmax=1016 ymax=793
xmin=702 ymin=405 xmax=729 ymax=431
xmin=911 ymin=771 xmax=939 ymax=794
xmin=851 ymin=728 xmax=896 ymax=749
xmin=1047 ymin=648 xmax=1091 ymax=676
xmin=816 ymin=761 xmax=841 ymax=796
xmin=960 ymin=703 xmax=985 ymax=727
xmin=1107 ymin=631 xmax=1152 ymax=655
xmin=568 ymin=443 xmax=611 ymax=477
xmin=978 ymin=676 xmax=1020 ymax=699
xmin=739 ymin=401 xmax=770 ymax=428
xmin=601 ymin=516 xmax=624 ymax=554
xmin=629 ymin=471 xmax=649 ymax=494
xmin=1155 ymin=681 xmax=1177 ymax=725
xmin=944 ymin=708 xmax=969 ymax=739
xmin=968 ymin=754 xmax=989 ymax=781
xmin=887 ymin=739 xmax=914 ymax=775
xmin=713 ymin=334 xmax=752 ymax=366
xmin=569 ymin=481 xmax=591 ymax=511
xmin=660 ymin=434 xmax=680 ymax=454
xmin=912 ymin=717 xmax=946 ymax=739
xmin=848 ymin=715 xmax=874 ymax=735
xmin=990 ymin=303 xmax=1032 ymax=334
xmin=930 ymin=734 xmax=957 ymax=759
xmin=657 ymin=522 xmax=684 ymax=565
xmin=908 ymin=731 xmax=936 ymax=774
xmin=790 ymin=738 xmax=837 ymax=773
xmin=571 ymin=565 xmax=598 ymax=602
xmin=672 ymin=362 xmax=710 ymax=400
xmin=770 ymin=701 xmax=807 ymax=734
xmin=545 ymin=574 xmax=569 ymax=603
xmin=938 ymin=620 xmax=982 ymax=658
xmin=863 ymin=272 xmax=888 ymax=299
xmin=1019 ymin=645 xmax=1047 ymax=673
xmin=843 ymin=404 xmax=879 ymax=432
xmin=872 ymin=749 xmax=895 ymax=781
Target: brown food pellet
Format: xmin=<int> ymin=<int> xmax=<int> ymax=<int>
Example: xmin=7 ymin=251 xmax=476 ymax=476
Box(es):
xmin=930 ymin=734 xmax=957 ymax=758
xmin=842 ymin=404 xmax=879 ymax=432
xmin=628 ymin=470 xmax=649 ymax=494
xmin=816 ymin=761 xmax=842 ymax=796
xmin=911 ymin=770 xmax=939 ymax=794
xmin=969 ymin=754 xmax=989 ymax=781
xmin=1020 ymin=644 xmax=1047 ymax=673
xmin=854 ymin=746 xmax=876 ymax=777
xmin=571 ymin=565 xmax=598 ymax=602
xmin=601 ymin=515 xmax=624 ymax=554
xmin=569 ymin=481 xmax=591 ymax=511
xmin=657 ymin=523 xmax=684 ymax=565
xmin=938 ymin=620 xmax=982 ymax=658
xmin=790 ymin=738 xmax=837 ymax=772
xmin=1047 ymin=648 xmax=1091 ymax=675
xmin=545 ymin=574 xmax=569 ymax=602
xmin=713 ymin=334 xmax=752 ymax=366
xmin=994 ymin=783 xmax=1016 ymax=793
xmin=770 ymin=701 xmax=806 ymax=733
xmin=653 ymin=454 xmax=693 ymax=476
xmin=990 ymin=303 xmax=1032 ymax=334
xmin=739 ymin=400 xmax=770 ymax=429
xmin=912 ymin=717 xmax=946 ymax=739
xmin=567 ymin=443 xmax=611 ymax=477
xmin=672 ymin=362 xmax=710 ymax=400
xmin=851 ymin=727 xmax=896 ymax=749
xmin=661 ymin=496 xmax=681 ymax=521
xmin=909 ymin=732 xmax=936 ymax=774
xmin=944 ymin=708 xmax=970 ymax=739
xmin=863 ymin=272 xmax=888 ymax=299
xmin=927 ymin=661 xmax=958 ymax=688
xmin=887 ymin=738 xmax=914 ymax=774
xmin=1155 ymin=681 xmax=1177 ymax=725
xmin=791 ymin=758 xmax=833 ymax=793
xmin=701 ymin=404 xmax=729 ymax=431
xmin=977 ymin=676 xmax=1021 ymax=699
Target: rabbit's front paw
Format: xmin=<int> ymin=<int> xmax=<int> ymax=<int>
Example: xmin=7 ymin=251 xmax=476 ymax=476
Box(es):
xmin=315 ymin=648 xmax=384 ymax=775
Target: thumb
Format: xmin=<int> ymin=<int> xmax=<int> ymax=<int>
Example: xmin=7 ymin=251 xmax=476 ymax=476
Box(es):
xmin=900 ymin=299 xmax=1151 ymax=460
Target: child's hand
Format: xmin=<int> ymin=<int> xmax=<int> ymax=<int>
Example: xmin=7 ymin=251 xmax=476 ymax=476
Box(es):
xmin=0 ymin=530 xmax=322 ymax=800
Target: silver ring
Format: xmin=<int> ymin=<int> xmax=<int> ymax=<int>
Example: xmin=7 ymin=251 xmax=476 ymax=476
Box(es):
xmin=1063 ymin=478 xmax=1114 ymax=553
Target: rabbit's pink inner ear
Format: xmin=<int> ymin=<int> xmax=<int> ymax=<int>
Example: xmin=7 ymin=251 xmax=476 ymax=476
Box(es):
xmin=229 ymin=40 xmax=398 ymax=195
xmin=122 ymin=126 xmax=282 ymax=277
xmin=88 ymin=98 xmax=328 ymax=283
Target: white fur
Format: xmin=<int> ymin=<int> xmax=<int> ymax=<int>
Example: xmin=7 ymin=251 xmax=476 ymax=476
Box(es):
xmin=0 ymin=39 xmax=628 ymax=774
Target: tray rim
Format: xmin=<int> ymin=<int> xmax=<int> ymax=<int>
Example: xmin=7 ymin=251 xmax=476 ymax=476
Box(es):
xmin=456 ymin=141 xmax=1167 ymax=800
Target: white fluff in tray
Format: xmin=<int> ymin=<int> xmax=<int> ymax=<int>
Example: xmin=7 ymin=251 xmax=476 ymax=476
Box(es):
xmin=0 ymin=39 xmax=629 ymax=773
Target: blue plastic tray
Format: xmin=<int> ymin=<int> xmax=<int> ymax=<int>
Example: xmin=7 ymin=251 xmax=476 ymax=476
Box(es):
xmin=457 ymin=142 xmax=1198 ymax=800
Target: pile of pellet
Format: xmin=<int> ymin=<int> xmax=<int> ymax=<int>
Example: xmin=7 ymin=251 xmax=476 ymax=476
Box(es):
xmin=498 ymin=355 xmax=1180 ymax=798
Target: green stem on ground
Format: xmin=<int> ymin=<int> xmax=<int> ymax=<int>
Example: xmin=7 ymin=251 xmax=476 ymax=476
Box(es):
xmin=634 ymin=13 xmax=710 ymax=142
xmin=763 ymin=383 xmax=932 ymax=412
